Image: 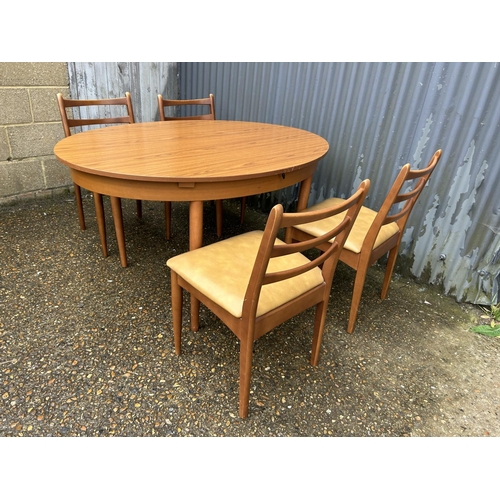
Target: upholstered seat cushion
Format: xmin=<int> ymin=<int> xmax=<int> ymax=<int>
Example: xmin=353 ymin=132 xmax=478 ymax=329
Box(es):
xmin=167 ymin=231 xmax=324 ymax=318
xmin=294 ymin=198 xmax=400 ymax=254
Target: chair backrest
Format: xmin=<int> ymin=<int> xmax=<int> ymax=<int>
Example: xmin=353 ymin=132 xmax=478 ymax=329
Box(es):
xmin=365 ymin=149 xmax=442 ymax=249
xmin=244 ymin=179 xmax=370 ymax=319
xmin=56 ymin=92 xmax=135 ymax=137
xmin=157 ymin=93 xmax=216 ymax=121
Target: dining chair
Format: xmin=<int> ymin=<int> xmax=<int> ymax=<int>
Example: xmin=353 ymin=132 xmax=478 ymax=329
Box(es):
xmin=286 ymin=149 xmax=442 ymax=334
xmin=157 ymin=93 xmax=245 ymax=239
xmin=158 ymin=94 xmax=216 ymax=121
xmin=167 ymin=179 xmax=370 ymax=418
xmin=56 ymin=92 xmax=139 ymax=257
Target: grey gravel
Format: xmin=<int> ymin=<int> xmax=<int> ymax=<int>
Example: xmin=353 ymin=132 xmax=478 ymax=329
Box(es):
xmin=1 ymin=192 xmax=499 ymax=437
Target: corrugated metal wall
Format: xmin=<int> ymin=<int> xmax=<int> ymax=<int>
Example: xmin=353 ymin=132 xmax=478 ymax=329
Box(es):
xmin=67 ymin=62 xmax=178 ymax=123
xmin=179 ymin=62 xmax=500 ymax=305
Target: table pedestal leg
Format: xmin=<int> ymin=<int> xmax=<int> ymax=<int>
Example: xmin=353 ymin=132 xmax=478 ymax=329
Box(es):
xmin=110 ymin=196 xmax=127 ymax=268
xmin=297 ymin=175 xmax=313 ymax=211
xmin=94 ymin=193 xmax=108 ymax=257
xmin=189 ymin=200 xmax=204 ymax=331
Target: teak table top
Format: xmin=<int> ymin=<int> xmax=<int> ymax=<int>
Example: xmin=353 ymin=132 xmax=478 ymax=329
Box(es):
xmin=54 ymin=120 xmax=329 ymax=184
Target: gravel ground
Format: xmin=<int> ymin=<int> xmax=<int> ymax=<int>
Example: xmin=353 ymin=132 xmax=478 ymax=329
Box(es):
xmin=1 ymin=192 xmax=499 ymax=437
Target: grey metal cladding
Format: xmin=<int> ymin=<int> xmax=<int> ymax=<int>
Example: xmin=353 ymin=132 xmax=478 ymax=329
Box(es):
xmin=180 ymin=62 xmax=500 ymax=305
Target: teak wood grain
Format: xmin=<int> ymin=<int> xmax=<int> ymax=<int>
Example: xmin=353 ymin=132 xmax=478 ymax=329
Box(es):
xmin=54 ymin=120 xmax=328 ymax=183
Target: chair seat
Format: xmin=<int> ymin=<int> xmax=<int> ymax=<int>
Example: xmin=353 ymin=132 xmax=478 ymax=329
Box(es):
xmin=167 ymin=230 xmax=324 ymax=318
xmin=294 ymin=198 xmax=399 ymax=254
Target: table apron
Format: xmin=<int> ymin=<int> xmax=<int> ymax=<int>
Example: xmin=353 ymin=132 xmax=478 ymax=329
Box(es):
xmin=70 ymin=162 xmax=318 ymax=201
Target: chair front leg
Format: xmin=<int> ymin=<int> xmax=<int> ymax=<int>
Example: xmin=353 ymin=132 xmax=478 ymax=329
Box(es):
xmin=347 ymin=264 xmax=369 ymax=334
xmin=310 ymin=299 xmax=328 ymax=366
xmin=170 ymin=270 xmax=183 ymax=355
xmin=239 ymin=332 xmax=254 ymax=418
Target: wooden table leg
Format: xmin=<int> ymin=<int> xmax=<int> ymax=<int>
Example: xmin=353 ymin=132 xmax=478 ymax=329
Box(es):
xmin=164 ymin=201 xmax=172 ymax=240
xmin=215 ymin=199 xmax=223 ymax=238
xmin=110 ymin=196 xmax=127 ymax=268
xmin=93 ymin=193 xmax=108 ymax=257
xmin=74 ymin=183 xmax=86 ymax=230
xmin=189 ymin=200 xmax=204 ymax=250
xmin=297 ymin=174 xmax=313 ymax=211
xmin=189 ymin=200 xmax=204 ymax=331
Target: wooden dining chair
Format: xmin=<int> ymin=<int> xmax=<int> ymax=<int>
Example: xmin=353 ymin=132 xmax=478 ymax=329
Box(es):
xmin=167 ymin=179 xmax=370 ymax=418
xmin=157 ymin=93 xmax=245 ymax=239
xmin=286 ymin=149 xmax=442 ymax=334
xmin=56 ymin=92 xmax=139 ymax=257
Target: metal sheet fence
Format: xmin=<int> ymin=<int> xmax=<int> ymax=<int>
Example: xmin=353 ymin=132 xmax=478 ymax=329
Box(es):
xmin=67 ymin=62 xmax=178 ymax=124
xmin=179 ymin=62 xmax=500 ymax=305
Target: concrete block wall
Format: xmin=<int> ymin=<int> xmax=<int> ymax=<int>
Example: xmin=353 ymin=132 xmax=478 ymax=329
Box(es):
xmin=0 ymin=62 xmax=72 ymax=205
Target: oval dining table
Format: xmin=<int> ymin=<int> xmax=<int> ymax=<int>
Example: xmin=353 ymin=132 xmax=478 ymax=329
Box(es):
xmin=54 ymin=119 xmax=329 ymax=260
xmin=54 ymin=119 xmax=329 ymax=326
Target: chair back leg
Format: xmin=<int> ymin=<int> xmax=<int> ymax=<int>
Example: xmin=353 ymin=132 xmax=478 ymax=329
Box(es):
xmin=240 ymin=197 xmax=247 ymax=225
